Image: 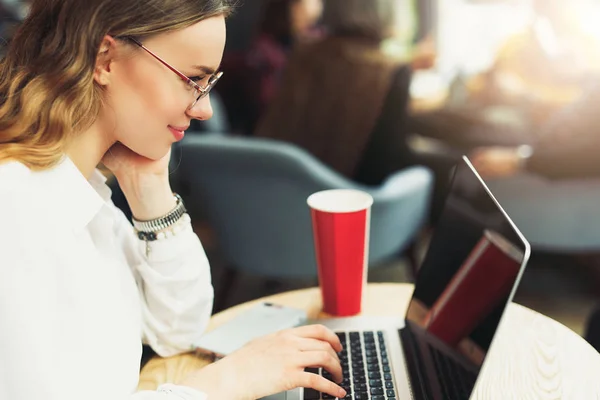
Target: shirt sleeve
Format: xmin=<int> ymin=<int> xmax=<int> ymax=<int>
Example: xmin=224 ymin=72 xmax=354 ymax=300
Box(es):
xmin=0 ymin=215 xmax=210 ymax=400
xmin=111 ymin=203 xmax=215 ymax=357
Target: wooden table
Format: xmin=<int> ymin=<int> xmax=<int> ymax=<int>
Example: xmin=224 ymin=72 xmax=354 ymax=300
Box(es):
xmin=139 ymin=283 xmax=600 ymax=399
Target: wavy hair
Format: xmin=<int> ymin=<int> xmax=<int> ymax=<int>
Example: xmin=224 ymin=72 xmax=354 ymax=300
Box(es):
xmin=0 ymin=0 xmax=234 ymax=170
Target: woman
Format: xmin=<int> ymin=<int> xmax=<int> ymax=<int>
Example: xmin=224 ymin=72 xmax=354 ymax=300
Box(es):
xmin=254 ymin=0 xmax=416 ymax=186
xmin=0 ymin=1 xmax=345 ymax=399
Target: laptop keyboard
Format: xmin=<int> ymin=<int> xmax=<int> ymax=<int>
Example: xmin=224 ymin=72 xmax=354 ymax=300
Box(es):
xmin=303 ymin=331 xmax=398 ymax=400
xmin=428 ymin=343 xmax=478 ymax=400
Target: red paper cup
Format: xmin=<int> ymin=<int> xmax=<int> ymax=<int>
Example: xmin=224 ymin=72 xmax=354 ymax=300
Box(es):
xmin=307 ymin=189 xmax=373 ymax=316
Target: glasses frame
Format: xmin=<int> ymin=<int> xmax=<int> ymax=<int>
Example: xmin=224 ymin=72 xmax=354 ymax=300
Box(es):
xmin=126 ymin=37 xmax=223 ymax=109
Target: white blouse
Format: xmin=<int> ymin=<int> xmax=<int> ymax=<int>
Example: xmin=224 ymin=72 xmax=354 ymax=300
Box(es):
xmin=0 ymin=157 xmax=213 ymax=400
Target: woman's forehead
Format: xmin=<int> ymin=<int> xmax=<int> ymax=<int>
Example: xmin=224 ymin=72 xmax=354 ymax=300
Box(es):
xmin=144 ymin=16 xmax=226 ymax=69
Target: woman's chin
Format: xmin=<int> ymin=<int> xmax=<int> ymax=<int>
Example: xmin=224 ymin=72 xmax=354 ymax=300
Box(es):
xmin=131 ymin=143 xmax=172 ymax=162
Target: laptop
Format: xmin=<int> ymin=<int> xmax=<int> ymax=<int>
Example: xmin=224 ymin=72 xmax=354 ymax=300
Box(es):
xmin=265 ymin=156 xmax=531 ymax=400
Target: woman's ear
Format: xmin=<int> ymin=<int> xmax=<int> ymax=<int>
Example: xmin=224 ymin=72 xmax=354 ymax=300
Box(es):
xmin=94 ymin=35 xmax=118 ymax=86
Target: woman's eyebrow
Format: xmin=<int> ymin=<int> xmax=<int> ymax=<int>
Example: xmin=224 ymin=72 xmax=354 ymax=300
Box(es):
xmin=192 ymin=65 xmax=220 ymax=74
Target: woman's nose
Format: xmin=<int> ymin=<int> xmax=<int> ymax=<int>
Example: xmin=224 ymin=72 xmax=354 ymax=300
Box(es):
xmin=187 ymin=94 xmax=214 ymax=121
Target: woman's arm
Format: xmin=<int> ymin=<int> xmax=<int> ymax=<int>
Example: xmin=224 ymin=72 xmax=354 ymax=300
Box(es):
xmin=110 ymin=200 xmax=214 ymax=357
xmin=105 ymin=145 xmax=214 ymax=357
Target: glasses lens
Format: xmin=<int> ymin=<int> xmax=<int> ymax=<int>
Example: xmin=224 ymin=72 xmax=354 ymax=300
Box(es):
xmin=190 ymin=72 xmax=222 ymax=109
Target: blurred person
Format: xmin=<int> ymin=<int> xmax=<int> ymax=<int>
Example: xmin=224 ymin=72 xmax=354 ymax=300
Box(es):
xmin=470 ymin=0 xmax=600 ymax=123
xmin=248 ymin=0 xmax=323 ymax=104
xmin=411 ymin=0 xmax=600 ymax=157
xmin=471 ymin=82 xmax=600 ymax=180
xmin=255 ymin=0 xmax=420 ymax=186
xmin=0 ymin=1 xmax=347 ymax=400
xmin=229 ymin=0 xmax=324 ymax=134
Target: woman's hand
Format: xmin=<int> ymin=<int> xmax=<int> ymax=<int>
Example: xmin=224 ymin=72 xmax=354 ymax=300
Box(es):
xmin=470 ymin=146 xmax=522 ymax=179
xmin=182 ymin=325 xmax=347 ymax=400
xmin=102 ymin=142 xmax=172 ymax=178
xmin=102 ymin=143 xmax=176 ymax=220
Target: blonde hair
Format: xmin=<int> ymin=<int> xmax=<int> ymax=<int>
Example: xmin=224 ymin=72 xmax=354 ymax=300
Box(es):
xmin=0 ymin=0 xmax=234 ymax=170
xmin=323 ymin=0 xmax=397 ymax=41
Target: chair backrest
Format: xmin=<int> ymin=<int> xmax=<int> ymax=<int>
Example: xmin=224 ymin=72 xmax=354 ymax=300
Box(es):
xmin=176 ymin=135 xmax=433 ymax=278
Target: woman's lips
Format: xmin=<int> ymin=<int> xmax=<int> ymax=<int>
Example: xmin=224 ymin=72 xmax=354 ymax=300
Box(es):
xmin=168 ymin=126 xmax=186 ymax=141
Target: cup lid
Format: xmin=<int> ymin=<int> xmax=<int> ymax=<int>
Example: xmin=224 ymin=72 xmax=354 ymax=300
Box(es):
xmin=307 ymin=189 xmax=373 ymax=213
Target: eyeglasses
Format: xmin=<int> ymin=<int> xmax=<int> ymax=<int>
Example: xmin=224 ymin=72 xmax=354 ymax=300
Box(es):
xmin=126 ymin=37 xmax=223 ymax=110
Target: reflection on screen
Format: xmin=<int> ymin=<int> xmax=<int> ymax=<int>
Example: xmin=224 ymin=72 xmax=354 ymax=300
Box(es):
xmin=405 ymin=159 xmax=527 ymax=397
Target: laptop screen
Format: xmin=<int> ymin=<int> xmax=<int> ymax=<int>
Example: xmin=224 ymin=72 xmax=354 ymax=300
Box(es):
xmin=405 ymin=156 xmax=530 ymax=397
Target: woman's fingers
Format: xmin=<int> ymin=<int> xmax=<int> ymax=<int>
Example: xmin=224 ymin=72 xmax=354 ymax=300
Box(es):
xmin=298 ymin=371 xmax=347 ymax=399
xmin=300 ymin=350 xmax=344 ymax=384
xmin=292 ymin=325 xmax=343 ymax=353
xmin=297 ymin=337 xmax=340 ymax=363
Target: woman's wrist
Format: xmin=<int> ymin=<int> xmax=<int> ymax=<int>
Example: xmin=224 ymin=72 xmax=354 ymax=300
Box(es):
xmin=180 ymin=361 xmax=240 ymax=400
xmin=116 ymin=172 xmax=176 ymax=221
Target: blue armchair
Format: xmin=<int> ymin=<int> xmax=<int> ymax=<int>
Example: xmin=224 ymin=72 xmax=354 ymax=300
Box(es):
xmin=175 ymin=135 xmax=433 ymax=307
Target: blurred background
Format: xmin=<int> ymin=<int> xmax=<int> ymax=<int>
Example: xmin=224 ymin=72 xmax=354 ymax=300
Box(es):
xmin=5 ymin=0 xmax=600 ymax=350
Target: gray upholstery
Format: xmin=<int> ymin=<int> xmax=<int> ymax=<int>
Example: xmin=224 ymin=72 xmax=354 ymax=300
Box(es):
xmin=176 ymin=135 xmax=433 ymax=279
xmin=487 ymin=173 xmax=600 ymax=252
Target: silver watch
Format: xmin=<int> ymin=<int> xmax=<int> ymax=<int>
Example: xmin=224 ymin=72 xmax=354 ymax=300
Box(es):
xmin=132 ymin=193 xmax=187 ymax=238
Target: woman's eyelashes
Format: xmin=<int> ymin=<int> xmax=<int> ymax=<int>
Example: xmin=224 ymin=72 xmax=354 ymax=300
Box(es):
xmin=189 ymin=75 xmax=207 ymax=85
